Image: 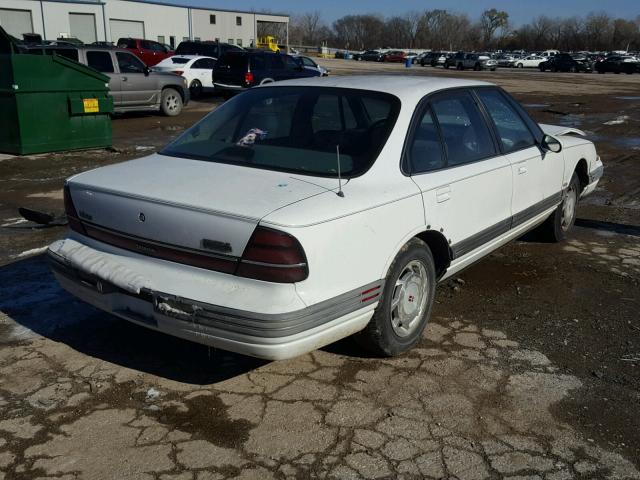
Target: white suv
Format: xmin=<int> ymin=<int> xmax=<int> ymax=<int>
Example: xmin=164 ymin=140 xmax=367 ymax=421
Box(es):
xmin=49 ymin=76 xmax=603 ymax=360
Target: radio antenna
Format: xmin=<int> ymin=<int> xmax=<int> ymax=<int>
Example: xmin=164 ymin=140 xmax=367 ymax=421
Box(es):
xmin=336 ymin=145 xmax=345 ymax=197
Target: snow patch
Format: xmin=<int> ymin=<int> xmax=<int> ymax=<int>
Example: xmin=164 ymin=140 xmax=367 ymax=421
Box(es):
xmin=13 ymin=246 xmax=49 ymax=258
xmin=48 ymin=239 xmax=151 ymax=294
xmin=1 ymin=218 xmax=28 ymax=227
xmin=146 ymin=388 xmax=161 ymax=401
xmin=604 ymin=115 xmax=629 ymax=126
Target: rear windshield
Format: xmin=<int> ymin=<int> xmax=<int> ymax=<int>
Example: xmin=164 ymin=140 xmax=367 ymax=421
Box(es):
xmin=217 ymin=52 xmax=248 ymax=69
xmin=171 ymin=57 xmax=190 ymax=64
xmin=161 ymin=86 xmax=400 ymax=178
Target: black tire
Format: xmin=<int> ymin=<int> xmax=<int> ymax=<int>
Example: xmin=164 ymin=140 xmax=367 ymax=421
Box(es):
xmin=517 ymin=63 xmax=524 ymax=68
xmin=538 ymin=173 xmax=580 ymax=242
xmin=569 ymin=66 xmax=577 ymax=73
xmin=444 ymin=63 xmax=450 ymax=69
xmin=189 ymin=79 xmax=202 ymax=98
xmin=356 ymin=238 xmax=437 ymax=357
xmin=474 ymin=63 xmax=481 ymax=71
xmin=160 ymin=88 xmax=183 ymax=116
xmin=456 ymin=63 xmax=463 ymax=70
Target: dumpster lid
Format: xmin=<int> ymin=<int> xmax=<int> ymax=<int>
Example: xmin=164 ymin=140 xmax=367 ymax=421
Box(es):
xmin=0 ymin=25 xmax=21 ymax=55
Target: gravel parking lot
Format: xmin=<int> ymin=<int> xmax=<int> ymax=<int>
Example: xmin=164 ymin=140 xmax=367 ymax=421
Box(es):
xmin=1 ymin=59 xmax=639 ymax=480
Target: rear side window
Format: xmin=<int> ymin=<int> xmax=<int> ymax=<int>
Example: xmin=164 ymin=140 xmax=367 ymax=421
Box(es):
xmin=430 ymin=92 xmax=496 ymax=166
xmin=249 ymin=55 xmax=266 ymax=71
xmin=192 ymin=58 xmax=215 ymax=69
xmin=268 ymin=55 xmax=285 ymax=70
xmin=171 ymin=57 xmax=190 ymax=64
xmin=86 ymin=51 xmax=114 ymax=73
xmin=117 ymin=38 xmax=136 ymax=49
xmin=475 ymin=89 xmax=536 ymax=153
xmin=407 ymin=107 xmax=445 ymax=173
xmin=116 ymin=52 xmax=145 ymax=73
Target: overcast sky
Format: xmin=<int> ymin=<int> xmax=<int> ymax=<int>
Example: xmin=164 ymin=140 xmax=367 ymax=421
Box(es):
xmin=169 ymin=0 xmax=638 ymax=26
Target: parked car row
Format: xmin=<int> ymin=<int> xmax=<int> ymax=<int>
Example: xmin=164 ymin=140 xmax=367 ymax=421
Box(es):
xmin=348 ymin=48 xmax=640 ymax=75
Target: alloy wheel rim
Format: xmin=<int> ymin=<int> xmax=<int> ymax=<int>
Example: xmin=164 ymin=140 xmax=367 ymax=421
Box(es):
xmin=561 ymin=186 xmax=577 ymax=231
xmin=390 ymin=260 xmax=429 ymax=337
xmin=166 ymin=95 xmax=178 ymax=111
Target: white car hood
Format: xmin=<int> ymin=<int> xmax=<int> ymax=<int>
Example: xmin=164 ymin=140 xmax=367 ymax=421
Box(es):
xmin=539 ymin=123 xmax=586 ymax=137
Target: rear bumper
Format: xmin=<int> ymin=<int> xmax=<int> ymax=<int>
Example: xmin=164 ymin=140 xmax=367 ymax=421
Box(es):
xmin=48 ymin=248 xmax=380 ymax=360
xmin=214 ymin=82 xmax=247 ymax=92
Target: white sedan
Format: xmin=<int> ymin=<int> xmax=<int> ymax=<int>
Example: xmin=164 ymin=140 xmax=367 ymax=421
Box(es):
xmin=153 ymin=55 xmax=216 ymax=97
xmin=514 ymin=55 xmax=545 ymax=68
xmin=49 ymin=76 xmax=603 ymax=360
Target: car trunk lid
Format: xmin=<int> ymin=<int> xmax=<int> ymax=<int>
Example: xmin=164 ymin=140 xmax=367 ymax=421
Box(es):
xmin=67 ymin=153 xmax=337 ymax=258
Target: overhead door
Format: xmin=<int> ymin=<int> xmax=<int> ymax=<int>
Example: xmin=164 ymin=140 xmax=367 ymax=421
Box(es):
xmin=69 ymin=13 xmax=97 ymax=43
xmin=0 ymin=9 xmax=33 ymax=38
xmin=109 ymin=19 xmax=144 ymax=43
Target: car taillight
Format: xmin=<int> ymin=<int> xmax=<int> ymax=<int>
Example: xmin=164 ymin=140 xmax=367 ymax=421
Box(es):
xmin=236 ymin=226 xmax=308 ymax=283
xmin=63 ymin=184 xmax=86 ymax=235
xmin=244 ymin=71 xmax=254 ymax=85
xmin=172 ymin=70 xmax=183 ymax=76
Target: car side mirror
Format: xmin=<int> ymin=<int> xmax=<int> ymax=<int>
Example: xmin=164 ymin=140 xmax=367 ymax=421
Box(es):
xmin=541 ymin=134 xmax=562 ymax=153
xmin=143 ymin=66 xmax=150 ymax=76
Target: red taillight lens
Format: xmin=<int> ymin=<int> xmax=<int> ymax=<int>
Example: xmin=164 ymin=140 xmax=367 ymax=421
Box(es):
xmin=237 ymin=227 xmax=308 ymax=283
xmin=64 ymin=184 xmax=86 ymax=235
xmin=244 ymin=71 xmax=254 ymax=85
xmin=172 ymin=70 xmax=183 ymax=76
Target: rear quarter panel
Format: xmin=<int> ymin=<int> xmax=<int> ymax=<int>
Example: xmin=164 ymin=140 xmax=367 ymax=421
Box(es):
xmin=261 ymin=178 xmax=425 ymax=306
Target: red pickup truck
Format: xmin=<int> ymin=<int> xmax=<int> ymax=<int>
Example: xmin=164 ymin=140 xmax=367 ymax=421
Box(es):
xmin=117 ymin=38 xmax=174 ymax=66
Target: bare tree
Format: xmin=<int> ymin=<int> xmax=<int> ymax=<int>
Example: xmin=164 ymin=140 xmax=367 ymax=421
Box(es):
xmin=297 ymin=11 xmax=323 ymax=45
xmin=480 ymin=8 xmax=509 ymax=48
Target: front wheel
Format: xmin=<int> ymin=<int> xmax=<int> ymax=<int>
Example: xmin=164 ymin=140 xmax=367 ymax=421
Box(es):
xmin=356 ymin=238 xmax=436 ymax=356
xmin=160 ymin=88 xmax=183 ymax=116
xmin=538 ymin=173 xmax=580 ymax=242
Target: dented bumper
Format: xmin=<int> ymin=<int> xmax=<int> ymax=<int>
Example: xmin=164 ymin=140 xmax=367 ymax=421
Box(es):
xmin=48 ymin=248 xmax=379 ymax=360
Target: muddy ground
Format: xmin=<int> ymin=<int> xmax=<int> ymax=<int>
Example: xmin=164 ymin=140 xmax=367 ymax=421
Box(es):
xmin=0 ymin=60 xmax=638 ymax=479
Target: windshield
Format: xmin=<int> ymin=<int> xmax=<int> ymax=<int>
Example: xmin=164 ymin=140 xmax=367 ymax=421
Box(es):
xmin=161 ymin=86 xmax=400 ymax=178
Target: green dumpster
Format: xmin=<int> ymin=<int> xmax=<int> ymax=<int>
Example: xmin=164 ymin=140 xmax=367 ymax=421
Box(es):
xmin=0 ymin=26 xmax=113 ymax=155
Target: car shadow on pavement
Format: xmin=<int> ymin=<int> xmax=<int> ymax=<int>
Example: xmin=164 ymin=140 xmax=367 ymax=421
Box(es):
xmin=575 ymin=218 xmax=640 ymax=237
xmin=0 ymin=255 xmax=267 ymax=385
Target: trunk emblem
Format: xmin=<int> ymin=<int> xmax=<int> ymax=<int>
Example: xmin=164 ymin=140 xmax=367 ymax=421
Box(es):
xmin=138 ymin=212 xmax=146 ymax=222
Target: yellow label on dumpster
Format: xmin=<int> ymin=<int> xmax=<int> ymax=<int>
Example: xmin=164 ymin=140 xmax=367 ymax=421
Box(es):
xmin=83 ymin=98 xmax=99 ymax=113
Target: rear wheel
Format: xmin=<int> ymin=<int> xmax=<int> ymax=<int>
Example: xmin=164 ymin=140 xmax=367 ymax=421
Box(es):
xmin=356 ymin=238 xmax=436 ymax=356
xmin=189 ymin=79 xmax=202 ymax=98
xmin=569 ymin=66 xmax=577 ymax=73
xmin=517 ymin=63 xmax=524 ymax=68
xmin=538 ymin=173 xmax=580 ymax=242
xmin=160 ymin=88 xmax=183 ymax=116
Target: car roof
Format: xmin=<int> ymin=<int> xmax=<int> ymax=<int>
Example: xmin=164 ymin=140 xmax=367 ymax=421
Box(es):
xmin=266 ymin=75 xmax=493 ymax=103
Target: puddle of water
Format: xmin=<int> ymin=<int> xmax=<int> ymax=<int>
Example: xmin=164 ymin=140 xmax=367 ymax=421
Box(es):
xmin=617 ymin=137 xmax=640 ymax=149
xmin=556 ymin=114 xmax=585 ymax=127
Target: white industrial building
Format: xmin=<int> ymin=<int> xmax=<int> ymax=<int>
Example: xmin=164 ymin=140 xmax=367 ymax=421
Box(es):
xmin=0 ymin=0 xmax=289 ymax=49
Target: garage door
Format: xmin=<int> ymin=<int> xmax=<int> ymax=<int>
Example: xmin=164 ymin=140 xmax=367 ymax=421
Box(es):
xmin=69 ymin=13 xmax=97 ymax=43
xmin=0 ymin=9 xmax=33 ymax=38
xmin=109 ymin=19 xmax=144 ymax=43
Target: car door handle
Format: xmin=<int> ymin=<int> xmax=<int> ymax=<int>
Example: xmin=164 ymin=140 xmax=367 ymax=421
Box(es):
xmin=436 ymin=186 xmax=451 ymax=203
xmin=122 ymin=76 xmax=128 ymax=81
xmin=518 ymin=166 xmax=528 ymax=175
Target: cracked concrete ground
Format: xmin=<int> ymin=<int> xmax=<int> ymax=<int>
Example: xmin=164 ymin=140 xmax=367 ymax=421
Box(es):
xmin=0 ymin=289 xmax=638 ymax=480
xmin=1 ymin=62 xmax=640 ymax=479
